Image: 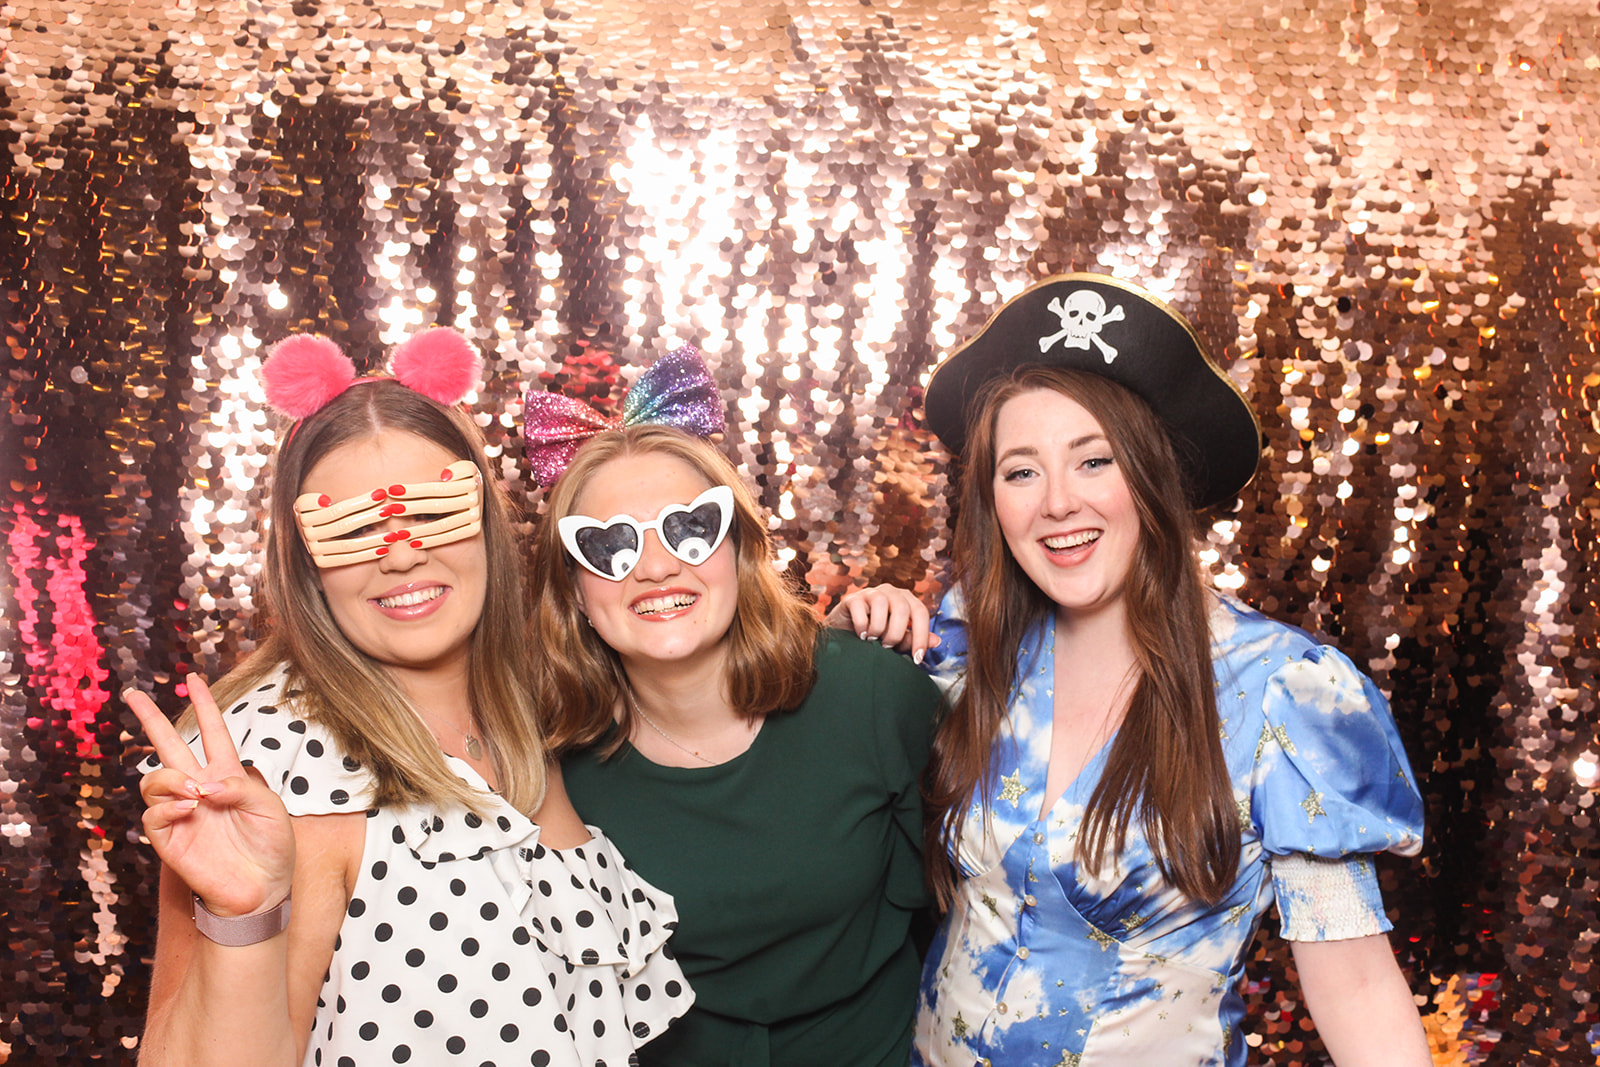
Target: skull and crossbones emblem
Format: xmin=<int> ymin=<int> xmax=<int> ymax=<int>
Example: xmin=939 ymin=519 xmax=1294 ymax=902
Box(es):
xmin=1038 ymin=290 xmax=1126 ymax=362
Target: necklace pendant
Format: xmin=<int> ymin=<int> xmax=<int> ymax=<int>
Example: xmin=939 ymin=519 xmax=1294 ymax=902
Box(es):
xmin=464 ymin=735 xmax=483 ymax=760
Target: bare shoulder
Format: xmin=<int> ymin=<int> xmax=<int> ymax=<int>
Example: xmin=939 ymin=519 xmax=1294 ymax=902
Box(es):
xmin=529 ymin=762 xmax=593 ymax=850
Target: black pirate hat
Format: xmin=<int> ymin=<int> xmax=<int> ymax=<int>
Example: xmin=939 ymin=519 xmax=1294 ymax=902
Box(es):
xmin=924 ymin=273 xmax=1261 ymax=508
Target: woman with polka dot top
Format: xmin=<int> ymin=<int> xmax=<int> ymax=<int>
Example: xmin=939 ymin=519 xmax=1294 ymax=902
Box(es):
xmin=126 ymin=330 xmax=692 ymax=1067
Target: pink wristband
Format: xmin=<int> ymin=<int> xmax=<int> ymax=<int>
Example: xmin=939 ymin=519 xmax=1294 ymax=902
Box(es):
xmin=192 ymin=893 xmax=292 ymax=946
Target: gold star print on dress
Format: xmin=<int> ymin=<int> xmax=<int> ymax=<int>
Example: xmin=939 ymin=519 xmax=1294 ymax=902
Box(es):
xmin=998 ymin=769 xmax=1028 ymax=807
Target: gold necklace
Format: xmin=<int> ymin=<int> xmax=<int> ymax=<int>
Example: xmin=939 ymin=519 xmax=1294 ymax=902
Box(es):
xmin=625 ymin=688 xmax=717 ymax=766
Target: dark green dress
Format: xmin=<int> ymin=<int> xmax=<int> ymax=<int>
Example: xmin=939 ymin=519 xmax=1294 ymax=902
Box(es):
xmin=563 ymin=633 xmax=942 ymax=1067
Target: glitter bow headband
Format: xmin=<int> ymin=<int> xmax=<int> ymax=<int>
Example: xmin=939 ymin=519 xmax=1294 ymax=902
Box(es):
xmin=260 ymin=326 xmax=482 ymax=426
xmin=522 ymin=344 xmax=726 ymax=487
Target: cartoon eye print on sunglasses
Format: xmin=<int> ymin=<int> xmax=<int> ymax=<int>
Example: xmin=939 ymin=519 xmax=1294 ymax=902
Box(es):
xmin=559 ymin=484 xmax=735 ymax=582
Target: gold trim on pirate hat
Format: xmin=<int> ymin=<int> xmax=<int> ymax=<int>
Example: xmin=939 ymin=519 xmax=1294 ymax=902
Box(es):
xmin=924 ymin=273 xmax=1261 ymax=508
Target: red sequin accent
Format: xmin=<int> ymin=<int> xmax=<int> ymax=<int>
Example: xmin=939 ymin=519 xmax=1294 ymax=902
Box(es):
xmin=317 ymin=494 xmax=331 ymax=507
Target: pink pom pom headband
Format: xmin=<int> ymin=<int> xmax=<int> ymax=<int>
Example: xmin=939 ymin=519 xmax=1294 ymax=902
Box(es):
xmin=260 ymin=326 xmax=488 ymax=567
xmin=261 ymin=326 xmax=483 ymax=427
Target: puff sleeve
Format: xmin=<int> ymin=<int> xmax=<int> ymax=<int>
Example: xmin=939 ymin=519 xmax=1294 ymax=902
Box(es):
xmin=1231 ymin=629 xmax=1425 ymax=940
xmin=924 ymin=586 xmax=972 ymax=697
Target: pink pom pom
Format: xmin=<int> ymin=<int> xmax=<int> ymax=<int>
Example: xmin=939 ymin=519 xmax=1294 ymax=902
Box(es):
xmin=389 ymin=327 xmax=481 ymax=406
xmin=261 ymin=335 xmax=356 ymax=419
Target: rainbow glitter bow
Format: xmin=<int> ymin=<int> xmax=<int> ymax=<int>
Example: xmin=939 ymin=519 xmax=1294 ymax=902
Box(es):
xmin=523 ymin=344 xmax=726 ymax=486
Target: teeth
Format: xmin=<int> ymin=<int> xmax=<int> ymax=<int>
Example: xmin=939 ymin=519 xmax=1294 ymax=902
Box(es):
xmin=633 ymin=593 xmax=697 ymax=616
xmin=1043 ymin=530 xmax=1101 ymax=550
xmin=377 ymin=587 xmax=445 ymax=609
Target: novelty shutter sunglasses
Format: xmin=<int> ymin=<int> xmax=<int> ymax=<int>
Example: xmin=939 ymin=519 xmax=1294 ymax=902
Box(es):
xmin=558 ymin=484 xmax=735 ymax=581
xmin=294 ymin=460 xmax=483 ymax=569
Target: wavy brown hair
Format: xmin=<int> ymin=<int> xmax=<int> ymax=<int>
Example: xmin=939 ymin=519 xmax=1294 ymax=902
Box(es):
xmin=201 ymin=379 xmax=548 ymax=818
xmin=531 ymin=425 xmax=821 ymax=756
xmin=925 ymin=366 xmax=1239 ymax=908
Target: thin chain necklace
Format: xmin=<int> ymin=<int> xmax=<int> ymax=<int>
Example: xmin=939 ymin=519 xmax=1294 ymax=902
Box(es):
xmin=420 ymin=710 xmax=484 ymax=760
xmin=625 ymin=688 xmax=717 ymax=766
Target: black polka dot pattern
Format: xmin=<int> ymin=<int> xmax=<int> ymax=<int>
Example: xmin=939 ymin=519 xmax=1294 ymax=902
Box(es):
xmin=140 ymin=665 xmax=693 ymax=1063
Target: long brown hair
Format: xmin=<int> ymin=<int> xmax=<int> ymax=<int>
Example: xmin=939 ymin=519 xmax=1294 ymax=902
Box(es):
xmin=530 ymin=425 xmax=821 ymax=756
xmin=203 ymin=379 xmax=549 ymax=817
xmin=925 ymin=366 xmax=1239 ymax=907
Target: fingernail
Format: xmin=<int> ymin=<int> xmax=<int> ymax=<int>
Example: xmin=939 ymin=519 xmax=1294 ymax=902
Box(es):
xmin=196 ymin=782 xmax=221 ymax=796
xmin=176 ymin=799 xmax=199 ymax=812
xmin=914 ymin=649 xmax=925 ymax=665
xmin=857 ymin=631 xmax=868 ymax=641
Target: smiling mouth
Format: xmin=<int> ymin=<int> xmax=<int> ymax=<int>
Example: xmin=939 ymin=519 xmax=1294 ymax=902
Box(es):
xmin=376 ymin=587 xmax=446 ymax=609
xmin=632 ymin=593 xmax=698 ymax=617
xmin=1042 ymin=530 xmax=1101 ymax=550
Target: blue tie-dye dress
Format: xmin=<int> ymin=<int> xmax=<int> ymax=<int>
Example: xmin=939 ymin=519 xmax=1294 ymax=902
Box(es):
xmin=912 ymin=589 xmax=1425 ymax=1067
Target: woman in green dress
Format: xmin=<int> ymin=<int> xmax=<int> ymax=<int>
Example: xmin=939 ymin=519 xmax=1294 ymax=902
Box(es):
xmin=523 ymin=348 xmax=942 ymax=1067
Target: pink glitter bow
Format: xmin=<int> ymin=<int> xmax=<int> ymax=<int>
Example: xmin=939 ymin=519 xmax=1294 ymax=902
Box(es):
xmin=523 ymin=344 xmax=726 ymax=487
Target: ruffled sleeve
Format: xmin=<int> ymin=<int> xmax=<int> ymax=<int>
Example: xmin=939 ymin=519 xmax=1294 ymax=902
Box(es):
xmin=391 ymin=784 xmax=680 ymax=978
xmin=139 ymin=664 xmax=375 ymax=815
xmin=145 ymin=665 xmax=692 ymax=1050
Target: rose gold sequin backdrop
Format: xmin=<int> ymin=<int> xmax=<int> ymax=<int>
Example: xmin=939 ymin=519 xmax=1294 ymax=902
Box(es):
xmin=2 ymin=0 xmax=1597 ymax=1062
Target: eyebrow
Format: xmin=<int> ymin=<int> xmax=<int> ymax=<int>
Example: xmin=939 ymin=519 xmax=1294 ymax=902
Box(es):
xmin=996 ymin=433 xmax=1107 ymax=464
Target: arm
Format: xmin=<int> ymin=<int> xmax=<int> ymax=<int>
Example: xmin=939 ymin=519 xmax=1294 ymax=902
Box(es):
xmin=530 ymin=760 xmax=593 ymax=849
xmin=1290 ymin=934 xmax=1431 ymax=1067
xmin=130 ymin=676 xmax=361 ymax=1067
xmin=143 ymin=814 xmax=359 ymax=1066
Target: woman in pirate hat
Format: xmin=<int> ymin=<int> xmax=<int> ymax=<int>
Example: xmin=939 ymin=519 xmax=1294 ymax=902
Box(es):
xmin=837 ymin=274 xmax=1429 ymax=1066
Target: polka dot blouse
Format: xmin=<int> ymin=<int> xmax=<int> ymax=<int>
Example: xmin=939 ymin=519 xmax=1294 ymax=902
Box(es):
xmin=147 ymin=665 xmax=694 ymax=1066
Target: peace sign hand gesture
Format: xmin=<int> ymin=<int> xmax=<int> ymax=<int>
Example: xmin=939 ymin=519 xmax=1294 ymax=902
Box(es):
xmin=126 ymin=674 xmax=296 ymax=918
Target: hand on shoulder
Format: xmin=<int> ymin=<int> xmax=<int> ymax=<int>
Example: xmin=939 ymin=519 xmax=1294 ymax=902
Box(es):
xmin=825 ymin=583 xmax=942 ymax=663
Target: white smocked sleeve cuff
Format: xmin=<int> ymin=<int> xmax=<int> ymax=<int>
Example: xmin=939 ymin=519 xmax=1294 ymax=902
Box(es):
xmin=1271 ymin=852 xmax=1392 ymax=942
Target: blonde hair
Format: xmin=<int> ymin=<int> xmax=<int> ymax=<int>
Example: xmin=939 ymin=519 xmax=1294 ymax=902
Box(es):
xmin=202 ymin=379 xmax=548 ymax=817
xmin=530 ymin=425 xmax=821 ymax=756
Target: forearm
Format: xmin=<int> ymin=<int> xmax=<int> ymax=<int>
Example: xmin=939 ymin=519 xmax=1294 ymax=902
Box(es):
xmin=145 ymin=948 xmax=298 ymax=1067
xmin=142 ymin=869 xmax=299 ymax=1067
xmin=1291 ymin=933 xmax=1431 ymax=1067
